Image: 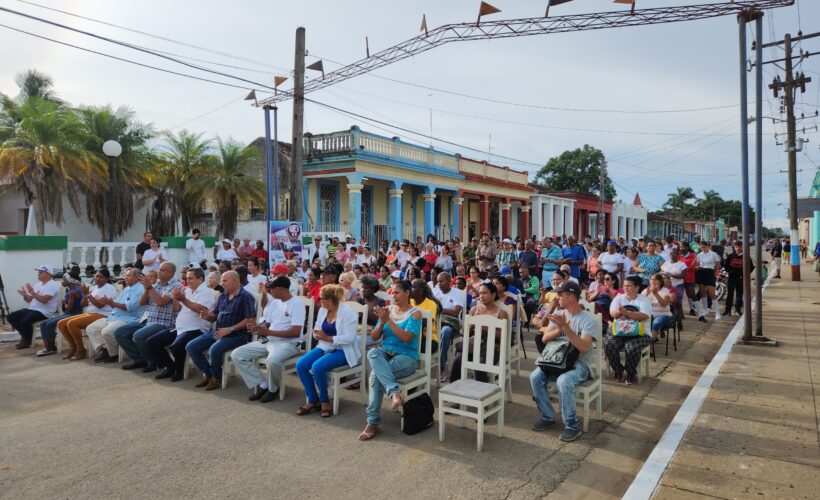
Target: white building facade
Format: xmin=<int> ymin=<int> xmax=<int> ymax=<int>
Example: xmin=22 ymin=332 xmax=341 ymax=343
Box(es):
xmin=530 ymin=193 xmax=576 ymax=240
xmin=610 ymin=197 xmax=648 ymax=241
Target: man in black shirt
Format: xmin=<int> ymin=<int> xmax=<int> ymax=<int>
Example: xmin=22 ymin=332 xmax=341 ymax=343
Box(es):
xmin=134 ymin=231 xmax=152 ymax=269
xmin=723 ymin=241 xmax=754 ymax=316
xmin=770 ymin=238 xmax=783 ymax=279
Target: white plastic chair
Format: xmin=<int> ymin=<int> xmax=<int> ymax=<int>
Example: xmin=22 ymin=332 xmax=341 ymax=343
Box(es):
xmin=397 ymin=309 xmax=434 ymax=403
xmin=428 ymin=313 xmax=443 ymax=387
xmin=438 ymin=314 xmax=508 ymax=452
xmin=548 ymin=312 xmax=603 ymax=433
xmin=276 ymin=296 xmax=315 ymax=400
xmin=497 ymin=303 xmax=515 ymax=401
xmin=328 ymin=301 xmax=368 ymax=415
xmin=219 ymin=293 xmax=265 ymax=390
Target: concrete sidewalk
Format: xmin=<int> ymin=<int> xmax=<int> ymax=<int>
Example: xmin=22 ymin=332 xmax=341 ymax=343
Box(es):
xmin=653 ymin=262 xmax=820 ymax=499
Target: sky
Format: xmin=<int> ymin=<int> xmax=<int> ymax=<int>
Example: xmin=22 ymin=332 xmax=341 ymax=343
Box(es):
xmin=1 ymin=0 xmax=818 ymax=230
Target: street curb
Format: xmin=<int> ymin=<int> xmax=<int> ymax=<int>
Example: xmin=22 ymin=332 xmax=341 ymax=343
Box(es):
xmin=622 ymin=273 xmax=773 ymax=500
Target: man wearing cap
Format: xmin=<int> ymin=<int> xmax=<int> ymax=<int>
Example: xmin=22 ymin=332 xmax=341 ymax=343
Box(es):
xmin=216 ymin=239 xmax=238 ymax=262
xmin=529 ymin=280 xmax=595 ymax=442
xmin=303 ymin=236 xmax=329 ymax=266
xmin=186 ymin=229 xmax=207 ymax=269
xmin=231 ymin=276 xmax=306 ymax=402
xmin=187 ymin=270 xmax=256 ymax=391
xmin=271 ymin=262 xmax=299 ymax=296
xmin=598 ymin=240 xmax=625 ymax=282
xmin=540 ymin=238 xmax=563 ymax=290
xmin=477 ymin=232 xmax=497 ymax=272
xmin=10 ymin=266 xmax=62 ymax=349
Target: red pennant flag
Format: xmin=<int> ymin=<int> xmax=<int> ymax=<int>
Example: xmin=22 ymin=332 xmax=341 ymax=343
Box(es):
xmin=613 ymin=0 xmax=636 ymax=14
xmin=306 ymin=60 xmax=325 ymax=79
xmin=273 ymin=76 xmax=287 ymax=96
xmin=545 ymin=0 xmax=572 ymax=17
xmin=477 ymin=2 xmax=501 ymax=25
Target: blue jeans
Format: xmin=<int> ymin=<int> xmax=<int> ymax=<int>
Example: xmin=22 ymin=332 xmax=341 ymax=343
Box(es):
xmin=295 ymin=347 xmax=347 ymax=404
xmin=185 ymin=331 xmax=249 ymax=380
xmin=39 ymin=313 xmax=73 ymax=344
xmin=113 ymin=321 xmax=147 ymax=362
xmin=131 ymin=323 xmax=170 ymax=366
xmin=366 ymin=348 xmax=417 ymax=426
xmin=529 ymin=362 xmax=591 ymax=432
xmin=439 ymin=325 xmax=455 ymax=369
xmin=651 ymin=315 xmax=672 ymax=334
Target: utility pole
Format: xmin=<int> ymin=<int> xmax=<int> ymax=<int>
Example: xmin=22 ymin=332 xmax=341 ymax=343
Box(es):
xmin=598 ymin=159 xmax=606 ymax=241
xmin=290 ymin=27 xmax=306 ymax=223
xmin=766 ymin=32 xmax=814 ymax=281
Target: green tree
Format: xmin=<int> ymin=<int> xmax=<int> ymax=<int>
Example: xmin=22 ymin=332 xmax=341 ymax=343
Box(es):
xmin=533 ymin=145 xmax=616 ymax=199
xmin=76 ymin=105 xmax=156 ymax=239
xmin=0 ymin=97 xmax=104 ymax=234
xmin=191 ymin=138 xmax=263 ymax=239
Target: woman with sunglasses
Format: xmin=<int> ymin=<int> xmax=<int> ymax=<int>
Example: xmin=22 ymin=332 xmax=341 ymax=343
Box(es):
xmin=359 ymin=280 xmax=422 ymax=441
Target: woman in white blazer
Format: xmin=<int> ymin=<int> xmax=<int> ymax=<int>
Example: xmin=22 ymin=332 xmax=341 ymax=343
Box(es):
xmin=295 ymin=284 xmax=360 ymax=418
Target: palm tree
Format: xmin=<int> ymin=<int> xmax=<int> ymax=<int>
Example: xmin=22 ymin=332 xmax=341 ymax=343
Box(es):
xmin=191 ymin=138 xmax=263 ymax=239
xmin=14 ymin=69 xmax=62 ymax=103
xmin=663 ymin=186 xmax=697 ymax=218
xmin=76 ymin=105 xmax=156 ymax=239
xmin=157 ymin=129 xmax=213 ymax=235
xmin=0 ymin=97 xmax=104 ymax=234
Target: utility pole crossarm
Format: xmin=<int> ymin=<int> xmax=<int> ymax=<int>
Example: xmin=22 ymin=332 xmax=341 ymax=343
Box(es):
xmin=259 ymin=0 xmax=793 ymax=106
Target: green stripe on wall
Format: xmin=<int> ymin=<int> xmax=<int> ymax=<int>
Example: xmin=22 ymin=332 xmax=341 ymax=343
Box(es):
xmin=0 ymin=236 xmax=68 ymax=251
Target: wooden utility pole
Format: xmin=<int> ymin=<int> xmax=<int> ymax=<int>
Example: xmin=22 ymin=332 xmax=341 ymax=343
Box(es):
xmin=598 ymin=159 xmax=606 ymax=240
xmin=290 ymin=27 xmax=306 ymax=222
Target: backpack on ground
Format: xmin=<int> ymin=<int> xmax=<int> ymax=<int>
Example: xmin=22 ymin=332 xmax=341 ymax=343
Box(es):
xmin=401 ymin=393 xmax=435 ymax=435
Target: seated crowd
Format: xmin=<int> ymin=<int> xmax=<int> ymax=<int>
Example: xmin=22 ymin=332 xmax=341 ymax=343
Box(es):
xmin=9 ymin=229 xmax=740 ymax=443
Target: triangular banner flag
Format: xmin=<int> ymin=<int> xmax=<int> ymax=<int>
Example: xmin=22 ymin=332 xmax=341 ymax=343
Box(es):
xmin=545 ymin=0 xmax=572 ymax=17
xmin=306 ymin=60 xmax=325 ymax=79
xmin=477 ymin=2 xmax=501 ymax=25
xmin=420 ymin=14 xmax=428 ymax=36
xmin=274 ymin=76 xmax=288 ymax=87
xmin=613 ymin=0 xmax=636 ymax=14
xmin=244 ymin=90 xmax=257 ymax=106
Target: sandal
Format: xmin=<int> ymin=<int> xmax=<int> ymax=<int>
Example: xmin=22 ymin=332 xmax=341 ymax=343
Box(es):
xmin=296 ymin=403 xmax=320 ymax=416
xmin=320 ymin=402 xmax=332 ymax=418
xmin=390 ymin=394 xmax=405 ymax=412
xmin=358 ymin=424 xmax=380 ymax=441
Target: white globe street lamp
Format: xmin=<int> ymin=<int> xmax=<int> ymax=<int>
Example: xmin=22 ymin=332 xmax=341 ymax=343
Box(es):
xmin=102 ymin=140 xmax=122 ymax=242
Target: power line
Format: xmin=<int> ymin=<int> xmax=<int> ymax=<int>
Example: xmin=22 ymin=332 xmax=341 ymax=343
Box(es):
xmin=12 ymin=0 xmax=290 ymax=71
xmin=316 ymin=54 xmax=741 ymax=115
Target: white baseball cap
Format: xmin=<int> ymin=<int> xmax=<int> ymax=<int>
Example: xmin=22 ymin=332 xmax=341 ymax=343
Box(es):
xmin=34 ymin=265 xmax=54 ymax=275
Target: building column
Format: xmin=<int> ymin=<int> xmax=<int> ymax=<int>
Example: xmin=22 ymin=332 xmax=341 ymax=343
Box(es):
xmin=520 ymin=204 xmax=530 ymax=240
xmin=389 ymin=189 xmax=403 ymax=241
xmin=347 ymin=183 xmax=363 ymax=240
xmin=531 ymin=198 xmax=542 ymax=240
xmin=452 ymin=197 xmax=463 ymax=239
xmin=479 ymin=196 xmax=490 ymax=235
xmin=500 ymin=202 xmax=511 ymax=238
xmin=302 ymin=179 xmax=311 ymax=224
xmin=423 ymin=193 xmax=436 ymax=238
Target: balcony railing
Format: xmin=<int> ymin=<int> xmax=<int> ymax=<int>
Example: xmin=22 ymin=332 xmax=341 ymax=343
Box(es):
xmin=64 ymin=242 xmax=168 ymax=277
xmin=303 ymin=128 xmax=529 ymax=186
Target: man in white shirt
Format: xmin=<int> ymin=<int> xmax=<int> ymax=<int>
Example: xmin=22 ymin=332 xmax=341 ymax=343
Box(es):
xmin=231 ymin=276 xmax=306 ymax=402
xmin=433 ymin=272 xmax=464 ymax=380
xmin=695 ymin=240 xmax=723 ymax=321
xmin=395 ymin=242 xmax=412 ymax=268
xmin=661 ymin=247 xmax=687 ymax=329
xmin=10 ymin=265 xmax=62 ymax=349
xmin=216 ymin=239 xmax=238 ymax=262
xmin=186 ymin=229 xmax=207 ymax=269
xmin=660 ymin=235 xmax=679 ymax=262
xmin=146 ymin=267 xmax=217 ymax=381
xmin=244 ymin=259 xmax=266 ymax=295
xmin=302 ymin=236 xmax=329 ymax=266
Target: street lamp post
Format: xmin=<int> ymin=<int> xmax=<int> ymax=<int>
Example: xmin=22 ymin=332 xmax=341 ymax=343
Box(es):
xmin=102 ymin=140 xmax=122 ymax=243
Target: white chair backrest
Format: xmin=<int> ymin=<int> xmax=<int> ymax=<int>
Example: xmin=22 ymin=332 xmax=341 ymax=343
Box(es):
xmin=299 ymin=296 xmax=315 ymax=342
xmin=375 ymin=290 xmax=390 ymax=302
xmin=343 ymin=301 xmax=369 ymax=362
xmin=418 ymin=309 xmax=434 ymax=372
xmin=456 ymin=288 xmax=468 ymax=325
xmin=254 ymin=292 xmax=264 ymax=321
xmin=461 ymin=315 xmax=508 ymax=383
xmin=498 ymin=303 xmax=514 ymax=343
xmin=590 ymin=311 xmax=603 ymax=380
xmin=57 ymin=287 xmax=67 ymax=313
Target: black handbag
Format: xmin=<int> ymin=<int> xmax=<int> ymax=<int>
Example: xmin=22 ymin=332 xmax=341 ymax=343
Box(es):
xmin=401 ymin=393 xmax=435 ymax=435
xmin=536 ymin=338 xmax=579 ymax=376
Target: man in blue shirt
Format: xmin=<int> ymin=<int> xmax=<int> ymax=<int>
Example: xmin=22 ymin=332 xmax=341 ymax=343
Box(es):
xmin=561 ymin=236 xmax=587 ymax=280
xmin=540 ymin=237 xmax=564 ymax=289
xmin=87 ymin=268 xmax=146 ymax=363
xmin=186 ymin=270 xmax=256 ymax=391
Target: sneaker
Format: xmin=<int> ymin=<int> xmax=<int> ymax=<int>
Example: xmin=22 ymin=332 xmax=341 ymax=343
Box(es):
xmin=259 ymin=389 xmax=279 ymax=403
xmin=248 ymin=386 xmax=266 ymax=401
xmin=141 ymin=364 xmax=157 ymax=373
xmin=559 ymin=428 xmax=582 ymax=442
xmin=698 ymin=317 xmax=708 ymax=323
xmin=532 ymin=419 xmax=556 ymax=432
xmin=722 ymin=310 xmax=731 ymax=316
xmin=625 ymin=374 xmax=638 ymax=385
xmin=714 ymin=312 xmax=722 ymax=320
xmin=35 ymin=348 xmax=57 ymax=357
xmin=154 ymin=368 xmax=175 ymax=380
xmin=101 ymin=355 xmax=119 ymax=364
xmin=93 ymin=349 xmax=110 ymax=363
xmin=689 ymin=309 xmax=696 ymax=316
xmin=613 ymin=373 xmax=623 ymax=383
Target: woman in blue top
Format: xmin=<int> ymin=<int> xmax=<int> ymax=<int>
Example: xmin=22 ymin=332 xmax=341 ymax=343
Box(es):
xmin=359 ymin=279 xmax=422 ymax=441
